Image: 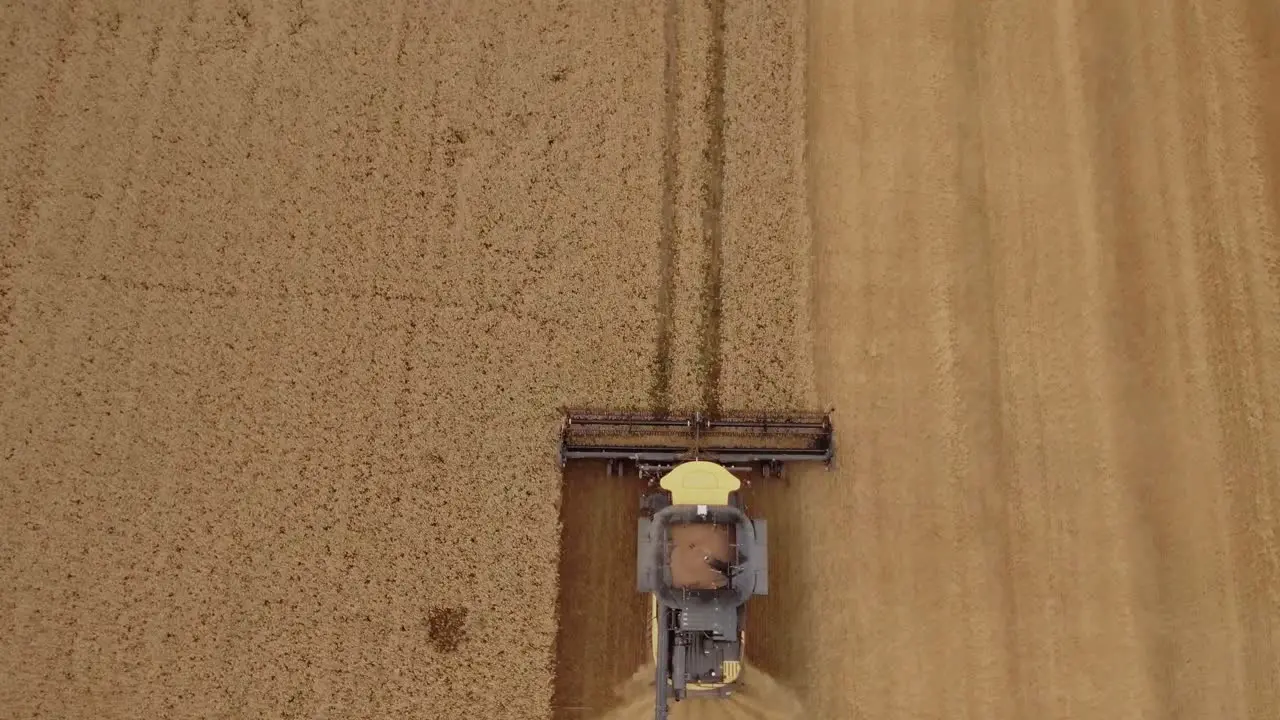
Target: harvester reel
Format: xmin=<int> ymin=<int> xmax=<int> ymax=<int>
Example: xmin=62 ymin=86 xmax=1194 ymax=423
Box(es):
xmin=557 ymin=408 xmax=833 ymax=476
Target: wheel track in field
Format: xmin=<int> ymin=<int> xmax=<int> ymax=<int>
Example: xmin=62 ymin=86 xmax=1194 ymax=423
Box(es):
xmin=651 ymin=0 xmax=680 ymax=413
xmin=697 ymin=0 xmax=727 ymax=416
xmin=651 ymin=0 xmax=727 ymax=415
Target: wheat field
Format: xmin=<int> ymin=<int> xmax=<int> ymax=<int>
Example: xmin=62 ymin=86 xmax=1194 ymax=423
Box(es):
xmin=3 ymin=1 xmax=1278 ymax=719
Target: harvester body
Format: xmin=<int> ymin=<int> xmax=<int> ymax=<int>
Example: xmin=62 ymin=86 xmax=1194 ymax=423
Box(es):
xmin=558 ymin=409 xmax=833 ymax=720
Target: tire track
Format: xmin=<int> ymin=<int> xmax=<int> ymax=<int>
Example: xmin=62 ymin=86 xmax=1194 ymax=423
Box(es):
xmin=652 ymin=0 xmax=728 ymax=414
xmin=1083 ymin=5 xmax=1187 ymax=715
xmin=1191 ymin=3 xmax=1280 ymax=713
xmin=3 ymin=0 xmax=81 ymax=337
xmin=698 ymin=0 xmax=727 ymax=414
xmin=95 ymin=6 xmax=182 ymax=285
xmin=1237 ymin=2 xmax=1280 ymax=713
xmin=651 ymin=0 xmax=680 ymax=413
xmin=232 ymin=1 xmax=268 ymax=139
xmin=952 ymin=2 xmax=1026 ymax=715
xmin=1245 ymin=0 xmax=1280 ymax=274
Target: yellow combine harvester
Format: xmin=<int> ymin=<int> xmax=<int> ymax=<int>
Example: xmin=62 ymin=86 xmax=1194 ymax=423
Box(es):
xmin=559 ymin=410 xmax=833 ymax=720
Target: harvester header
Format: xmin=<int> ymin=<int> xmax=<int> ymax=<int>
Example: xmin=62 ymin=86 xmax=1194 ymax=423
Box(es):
xmin=558 ymin=409 xmax=833 ymax=477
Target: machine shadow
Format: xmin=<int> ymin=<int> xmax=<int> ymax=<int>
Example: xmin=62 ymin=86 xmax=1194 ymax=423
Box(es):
xmin=739 ymin=471 xmax=810 ymax=690
xmin=550 ymin=462 xmax=650 ymax=719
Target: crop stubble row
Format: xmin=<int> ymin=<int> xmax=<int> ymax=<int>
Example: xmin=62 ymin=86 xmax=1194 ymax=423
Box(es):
xmin=797 ymin=0 xmax=1280 ymax=717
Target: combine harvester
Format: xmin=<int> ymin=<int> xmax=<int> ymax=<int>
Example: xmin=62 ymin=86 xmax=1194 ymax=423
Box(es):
xmin=559 ymin=410 xmax=834 ymax=720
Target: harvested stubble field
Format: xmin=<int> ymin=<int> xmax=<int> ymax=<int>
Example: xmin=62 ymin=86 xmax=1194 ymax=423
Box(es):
xmin=2 ymin=1 xmax=1279 ymax=720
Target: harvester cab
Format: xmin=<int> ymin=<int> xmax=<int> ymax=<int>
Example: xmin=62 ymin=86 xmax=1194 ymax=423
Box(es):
xmin=558 ymin=409 xmax=833 ymax=720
